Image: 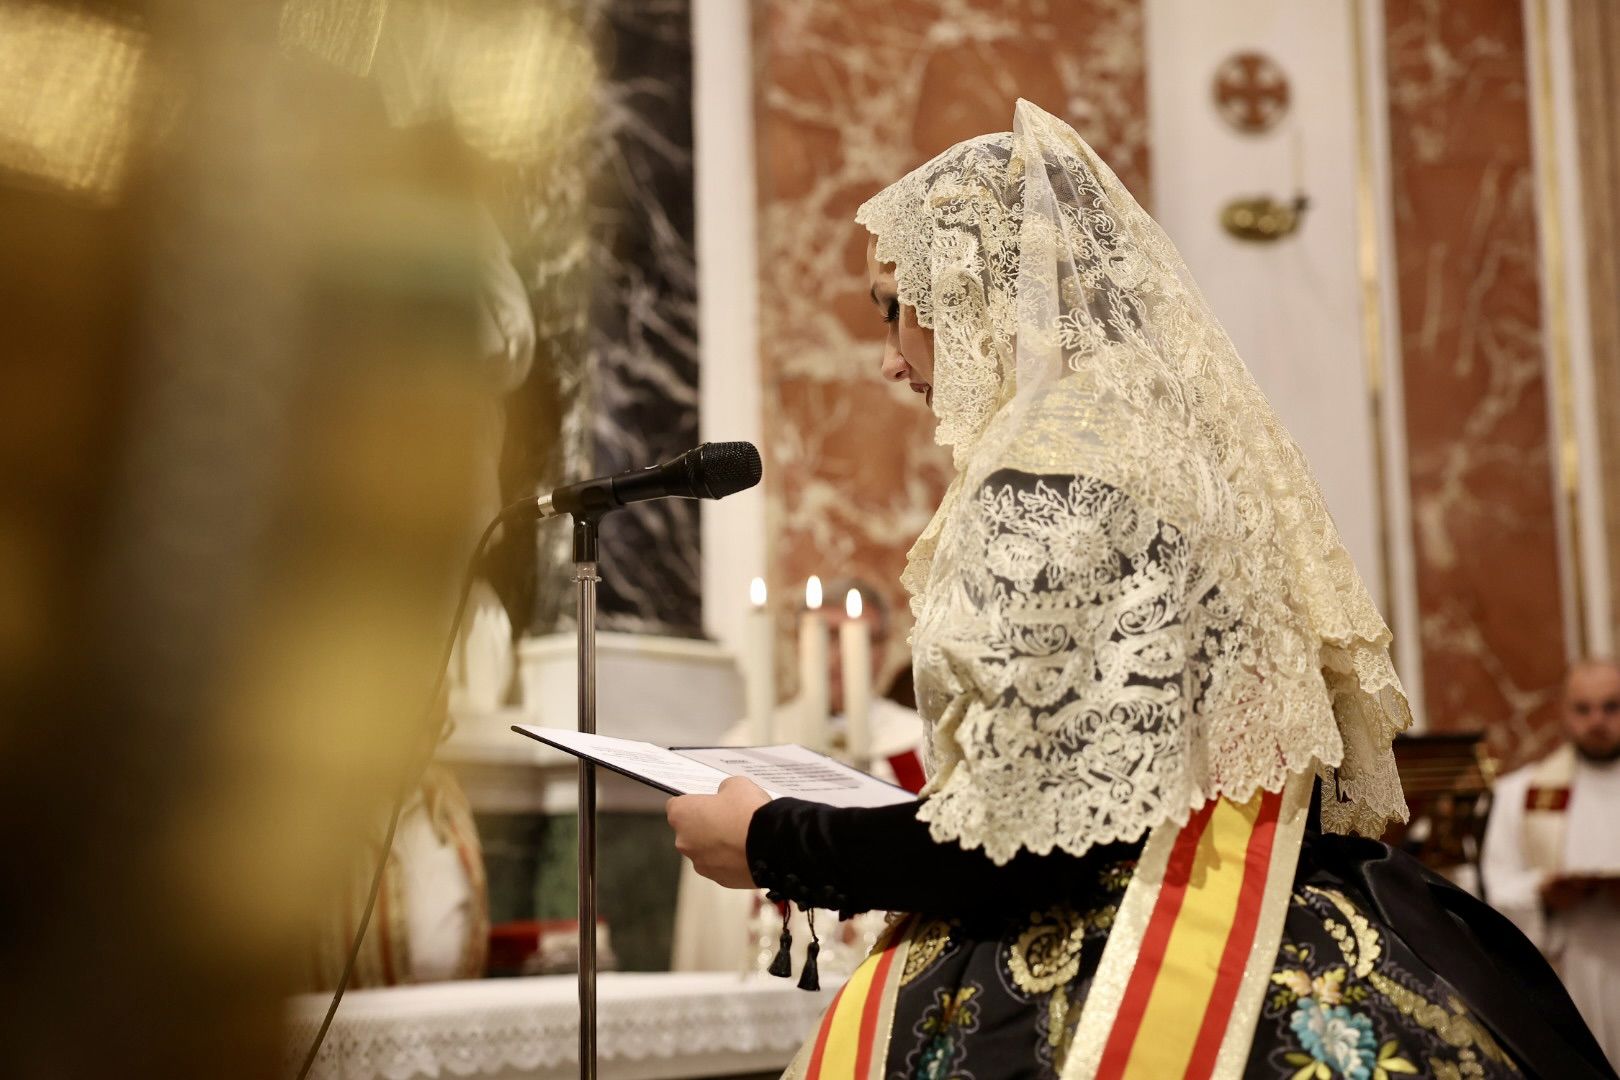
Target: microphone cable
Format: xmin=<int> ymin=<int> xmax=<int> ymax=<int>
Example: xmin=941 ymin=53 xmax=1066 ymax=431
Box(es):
xmin=293 ymin=495 xmax=541 ymax=1080
xmin=293 ymin=440 xmax=759 ymax=1076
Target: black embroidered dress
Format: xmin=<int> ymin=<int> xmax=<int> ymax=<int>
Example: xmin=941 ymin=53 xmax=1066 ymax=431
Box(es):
xmin=748 ymin=792 xmax=1613 ymax=1079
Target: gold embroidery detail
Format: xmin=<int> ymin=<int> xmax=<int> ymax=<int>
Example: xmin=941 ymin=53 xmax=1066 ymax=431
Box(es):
xmin=1048 ymin=983 xmax=1076 ymax=1060
xmin=1271 ymin=965 xmax=1353 ymax=1006
xmin=1306 ymin=886 xmax=1382 ymax=977
xmin=901 ymin=919 xmax=952 ymax=986
xmin=929 ymin=986 xmax=978 ymax=1029
xmin=1430 ymin=1048 xmax=1490 ymax=1079
xmin=1006 ymin=907 xmax=1088 ymax=1066
xmin=1370 ymin=973 xmax=1515 ymax=1068
xmin=1007 ymin=907 xmax=1086 ymax=996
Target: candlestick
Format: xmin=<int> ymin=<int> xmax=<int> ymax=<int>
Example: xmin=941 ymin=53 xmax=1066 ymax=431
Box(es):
xmin=797 ymin=575 xmax=829 ymax=751
xmin=745 ymin=577 xmax=775 ymax=744
xmin=840 ymin=588 xmax=872 ymax=770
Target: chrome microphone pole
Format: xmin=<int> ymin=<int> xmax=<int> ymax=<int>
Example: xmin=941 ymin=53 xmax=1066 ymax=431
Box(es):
xmin=573 ymin=514 xmax=602 ymax=1080
xmin=531 ymin=441 xmax=760 ymax=1079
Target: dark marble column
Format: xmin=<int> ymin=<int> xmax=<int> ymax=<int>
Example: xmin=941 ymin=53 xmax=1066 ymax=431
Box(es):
xmin=503 ymin=0 xmax=703 ymax=640
xmin=585 ymin=0 xmax=702 ymax=637
xmin=482 ymin=0 xmax=702 ymax=974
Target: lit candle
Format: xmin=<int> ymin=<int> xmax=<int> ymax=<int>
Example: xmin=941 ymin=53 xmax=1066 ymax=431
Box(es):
xmin=745 ymin=577 xmax=776 ymax=744
xmin=840 ymin=588 xmax=873 ymax=770
xmin=797 ymin=576 xmax=829 ymax=751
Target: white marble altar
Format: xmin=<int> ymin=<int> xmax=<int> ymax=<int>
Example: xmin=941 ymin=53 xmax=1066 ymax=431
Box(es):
xmin=442 ymin=632 xmax=743 ymax=815
xmin=287 ymin=972 xmax=831 ymax=1080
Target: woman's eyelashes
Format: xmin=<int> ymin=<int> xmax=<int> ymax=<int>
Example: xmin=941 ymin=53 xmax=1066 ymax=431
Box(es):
xmin=882 ymin=298 xmax=900 ymax=324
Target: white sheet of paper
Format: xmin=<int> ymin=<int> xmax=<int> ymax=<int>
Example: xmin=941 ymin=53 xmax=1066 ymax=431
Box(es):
xmin=517 ymin=727 xmax=734 ymax=796
xmin=513 ymin=727 xmax=916 ymax=807
xmin=674 ymin=744 xmax=915 ymax=808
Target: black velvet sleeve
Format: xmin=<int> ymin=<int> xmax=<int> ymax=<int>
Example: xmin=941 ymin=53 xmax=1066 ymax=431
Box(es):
xmin=744 ymin=796 xmax=1137 ymax=921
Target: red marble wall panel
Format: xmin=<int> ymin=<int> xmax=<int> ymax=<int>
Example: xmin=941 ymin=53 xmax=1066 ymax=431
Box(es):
xmin=1384 ymin=0 xmax=1567 ymax=765
xmin=754 ymin=0 xmax=1149 ymax=689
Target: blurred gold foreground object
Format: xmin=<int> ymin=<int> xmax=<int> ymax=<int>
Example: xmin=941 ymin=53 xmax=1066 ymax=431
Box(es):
xmin=0 ymin=1 xmax=548 ymax=1076
xmin=0 ymin=1 xmax=153 ymax=201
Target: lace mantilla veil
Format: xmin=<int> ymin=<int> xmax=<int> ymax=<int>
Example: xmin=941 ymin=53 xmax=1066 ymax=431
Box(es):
xmin=857 ymin=100 xmax=1410 ymax=865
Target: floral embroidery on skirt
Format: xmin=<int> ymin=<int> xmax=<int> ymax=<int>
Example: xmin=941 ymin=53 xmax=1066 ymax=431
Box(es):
xmin=880 ymin=851 xmax=1520 ymax=1080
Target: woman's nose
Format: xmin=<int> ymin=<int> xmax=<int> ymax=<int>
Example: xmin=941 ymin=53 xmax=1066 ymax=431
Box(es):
xmin=880 ymin=337 xmax=910 ymax=382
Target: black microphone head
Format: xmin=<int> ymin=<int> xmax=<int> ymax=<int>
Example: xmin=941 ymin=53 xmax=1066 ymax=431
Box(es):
xmin=693 ymin=441 xmax=762 ymax=499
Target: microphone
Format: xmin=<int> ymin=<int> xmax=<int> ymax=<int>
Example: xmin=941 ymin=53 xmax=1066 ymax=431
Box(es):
xmin=533 ymin=441 xmax=762 ymax=520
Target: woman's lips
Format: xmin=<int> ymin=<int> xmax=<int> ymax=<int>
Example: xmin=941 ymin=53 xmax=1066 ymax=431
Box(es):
xmin=910 ymin=382 xmax=933 ymax=406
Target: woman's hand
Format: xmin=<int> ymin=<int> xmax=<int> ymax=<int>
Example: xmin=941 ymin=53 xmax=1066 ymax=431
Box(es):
xmin=666 ymin=777 xmax=771 ymax=889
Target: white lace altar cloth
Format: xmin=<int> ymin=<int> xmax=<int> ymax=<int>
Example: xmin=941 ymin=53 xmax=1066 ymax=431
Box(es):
xmin=286 ymin=973 xmax=836 ymax=1080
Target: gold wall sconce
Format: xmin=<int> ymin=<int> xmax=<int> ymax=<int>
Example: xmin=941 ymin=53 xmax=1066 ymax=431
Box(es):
xmin=1210 ymin=51 xmax=1307 ymax=243
xmin=1221 ymin=194 xmax=1309 ymax=242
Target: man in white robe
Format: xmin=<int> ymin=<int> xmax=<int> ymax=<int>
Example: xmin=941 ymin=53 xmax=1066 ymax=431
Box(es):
xmin=1482 ymin=658 xmax=1620 ymax=1065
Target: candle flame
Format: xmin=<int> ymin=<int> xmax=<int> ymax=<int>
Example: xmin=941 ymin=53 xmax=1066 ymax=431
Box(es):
xmin=805 ymin=575 xmax=822 ymax=610
xmin=750 ymin=576 xmax=766 ymax=607
xmin=845 ymin=588 xmax=862 ymax=619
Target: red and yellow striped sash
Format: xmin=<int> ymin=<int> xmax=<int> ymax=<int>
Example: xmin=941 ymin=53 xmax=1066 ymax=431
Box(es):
xmin=1066 ymin=774 xmax=1310 ymax=1080
xmin=787 ymin=924 xmax=910 ymax=1080
xmin=784 ymin=776 xmax=1309 ymax=1080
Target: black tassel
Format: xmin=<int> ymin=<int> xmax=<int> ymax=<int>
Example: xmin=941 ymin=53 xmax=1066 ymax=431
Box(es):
xmin=767 ymin=902 xmax=793 ymax=978
xmin=797 ymin=908 xmax=820 ymax=992
xmin=796 ymin=939 xmax=820 ymax=991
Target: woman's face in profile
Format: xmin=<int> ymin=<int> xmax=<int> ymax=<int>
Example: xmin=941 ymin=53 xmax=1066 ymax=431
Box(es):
xmin=865 ymin=235 xmax=935 ymax=406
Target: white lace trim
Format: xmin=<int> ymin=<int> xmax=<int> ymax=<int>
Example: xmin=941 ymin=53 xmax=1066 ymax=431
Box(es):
xmin=861 ymin=100 xmax=1409 ymax=865
xmin=285 ymin=973 xmax=833 ymax=1079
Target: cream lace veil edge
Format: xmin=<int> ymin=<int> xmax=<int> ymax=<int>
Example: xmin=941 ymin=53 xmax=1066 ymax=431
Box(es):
xmin=856 ymin=100 xmax=1410 ymax=865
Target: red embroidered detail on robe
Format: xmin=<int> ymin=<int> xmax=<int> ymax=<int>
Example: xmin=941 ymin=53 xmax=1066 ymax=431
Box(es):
xmin=1525 ymin=786 xmax=1571 ymax=812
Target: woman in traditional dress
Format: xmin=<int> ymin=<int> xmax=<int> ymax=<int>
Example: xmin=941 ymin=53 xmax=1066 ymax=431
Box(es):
xmin=667 ymin=100 xmax=1612 ymax=1080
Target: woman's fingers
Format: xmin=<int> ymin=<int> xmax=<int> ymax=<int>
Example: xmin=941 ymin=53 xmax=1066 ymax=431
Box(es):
xmin=663 ymin=786 xmax=762 ymax=889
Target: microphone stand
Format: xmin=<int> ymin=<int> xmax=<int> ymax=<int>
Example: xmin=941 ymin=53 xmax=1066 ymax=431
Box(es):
xmin=572 ymin=513 xmax=602 ymax=1080
xmin=536 ymin=441 xmax=759 ymax=1078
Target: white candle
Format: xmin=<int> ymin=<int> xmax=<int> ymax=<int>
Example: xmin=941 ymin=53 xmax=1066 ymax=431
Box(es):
xmin=797 ymin=576 xmax=829 ymax=751
xmin=745 ymin=577 xmax=776 ymax=744
xmin=840 ymin=588 xmax=872 ymax=769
